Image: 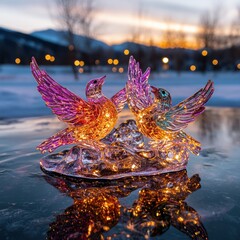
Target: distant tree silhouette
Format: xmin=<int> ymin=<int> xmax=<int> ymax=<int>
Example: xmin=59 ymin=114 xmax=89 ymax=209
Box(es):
xmin=161 ymin=28 xmax=176 ymax=49
xmin=229 ymin=6 xmax=240 ymax=47
xmin=196 ymin=8 xmax=222 ymax=72
xmin=54 ymin=0 xmax=96 ymax=79
xmin=197 ymin=8 xmax=222 ymax=49
xmin=130 ymin=0 xmax=143 ymax=44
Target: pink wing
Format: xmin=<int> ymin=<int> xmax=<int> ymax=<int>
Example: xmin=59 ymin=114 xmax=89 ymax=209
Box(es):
xmin=126 ymin=56 xmax=152 ymax=114
xmin=30 ymin=57 xmax=98 ymax=126
xmin=111 ymin=88 xmax=127 ymax=113
xmin=155 ymin=80 xmax=214 ymax=132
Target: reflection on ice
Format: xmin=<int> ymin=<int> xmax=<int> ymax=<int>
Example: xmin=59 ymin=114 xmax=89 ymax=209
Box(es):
xmin=45 ymin=170 xmax=207 ymax=240
xmin=190 ymin=108 xmax=240 ymax=147
xmin=0 ymin=108 xmax=240 ymax=239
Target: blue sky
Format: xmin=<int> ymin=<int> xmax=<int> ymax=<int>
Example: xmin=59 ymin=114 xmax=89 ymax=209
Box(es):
xmin=0 ymin=0 xmax=239 ymax=44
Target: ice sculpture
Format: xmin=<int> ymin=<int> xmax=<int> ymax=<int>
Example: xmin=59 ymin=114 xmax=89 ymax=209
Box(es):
xmin=41 ymin=120 xmax=193 ymax=179
xmin=126 ymin=56 xmax=214 ymax=157
xmin=32 ymin=56 xmax=214 ymax=179
xmin=45 ymin=170 xmax=208 ymax=239
xmin=30 ymin=57 xmax=126 ymax=153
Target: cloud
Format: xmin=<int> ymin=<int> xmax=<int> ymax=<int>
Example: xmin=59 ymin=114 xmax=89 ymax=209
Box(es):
xmin=0 ymin=0 xmax=239 ymax=43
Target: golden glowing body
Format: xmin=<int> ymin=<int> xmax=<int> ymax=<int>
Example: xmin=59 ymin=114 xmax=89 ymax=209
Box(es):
xmin=31 ymin=57 xmax=127 ymax=153
xmin=135 ymin=104 xmax=200 ymax=153
xmin=136 ymin=104 xmax=174 ymax=141
xmin=72 ymin=99 xmax=118 ymax=140
xmin=126 ymin=57 xmax=213 ymax=156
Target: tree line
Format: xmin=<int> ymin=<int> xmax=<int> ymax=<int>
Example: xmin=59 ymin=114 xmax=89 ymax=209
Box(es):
xmin=53 ymin=0 xmax=240 ymax=78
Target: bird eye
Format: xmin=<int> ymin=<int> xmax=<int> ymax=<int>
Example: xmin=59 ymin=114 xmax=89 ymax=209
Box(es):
xmin=93 ymin=80 xmax=97 ymax=84
xmin=161 ymin=90 xmax=166 ymax=96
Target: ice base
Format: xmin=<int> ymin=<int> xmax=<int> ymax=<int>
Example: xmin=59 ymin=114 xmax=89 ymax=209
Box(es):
xmin=40 ymin=120 xmax=190 ymax=180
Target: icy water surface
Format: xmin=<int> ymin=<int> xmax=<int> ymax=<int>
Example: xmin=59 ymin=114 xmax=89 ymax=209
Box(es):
xmin=0 ymin=108 xmax=240 ymax=239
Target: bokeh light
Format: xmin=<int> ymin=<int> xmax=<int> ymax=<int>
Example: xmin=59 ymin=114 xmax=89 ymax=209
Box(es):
xmin=113 ymin=59 xmax=119 ymax=65
xmin=118 ymin=67 xmax=124 ymax=73
xmin=79 ymin=68 xmax=84 ymax=73
xmin=15 ymin=58 xmax=21 ymax=64
xmin=162 ymin=57 xmax=169 ymax=64
xmin=124 ymin=49 xmax=129 ymax=55
xmin=190 ymin=65 xmax=196 ymax=71
xmin=50 ymin=56 xmax=55 ymax=62
xmin=212 ymin=59 xmax=218 ymax=65
xmin=201 ymin=50 xmax=208 ymax=56
xmin=45 ymin=54 xmax=51 ymax=61
xmin=108 ymin=58 xmax=113 ymax=64
xmin=74 ymin=60 xmax=80 ymax=66
xmin=79 ymin=61 xmax=85 ymax=67
xmin=112 ymin=67 xmax=117 ymax=72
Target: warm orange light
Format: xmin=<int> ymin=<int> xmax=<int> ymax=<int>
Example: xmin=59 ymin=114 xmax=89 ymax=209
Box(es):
xmin=15 ymin=58 xmax=21 ymax=64
xmin=79 ymin=68 xmax=84 ymax=73
xmin=201 ymin=50 xmax=208 ymax=56
xmin=107 ymin=58 xmax=113 ymax=64
xmin=45 ymin=54 xmax=51 ymax=61
xmin=190 ymin=65 xmax=196 ymax=71
xmin=118 ymin=67 xmax=124 ymax=73
xmin=124 ymin=49 xmax=129 ymax=55
xmin=50 ymin=56 xmax=55 ymax=62
xmin=212 ymin=59 xmax=218 ymax=65
xmin=237 ymin=63 xmax=240 ymax=69
xmin=162 ymin=57 xmax=169 ymax=64
xmin=112 ymin=67 xmax=117 ymax=72
xmin=113 ymin=59 xmax=119 ymax=65
xmin=74 ymin=60 xmax=80 ymax=66
xmin=159 ymin=39 xmax=200 ymax=49
xmin=95 ymin=59 xmax=100 ymax=65
xmin=178 ymin=217 xmax=184 ymax=222
xmin=79 ymin=61 xmax=85 ymax=67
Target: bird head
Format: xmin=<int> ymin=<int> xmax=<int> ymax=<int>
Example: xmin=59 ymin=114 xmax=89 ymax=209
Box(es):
xmin=151 ymin=86 xmax=172 ymax=108
xmin=86 ymin=76 xmax=106 ymax=100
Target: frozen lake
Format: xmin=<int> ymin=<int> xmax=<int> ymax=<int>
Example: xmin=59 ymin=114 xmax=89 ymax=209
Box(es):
xmin=0 ymin=108 xmax=240 ymax=239
xmin=0 ymin=65 xmax=240 ymax=239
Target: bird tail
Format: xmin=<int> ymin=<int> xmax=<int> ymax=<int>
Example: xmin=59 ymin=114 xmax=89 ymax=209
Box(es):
xmin=37 ymin=128 xmax=76 ymax=153
xmin=180 ymin=131 xmax=201 ymax=155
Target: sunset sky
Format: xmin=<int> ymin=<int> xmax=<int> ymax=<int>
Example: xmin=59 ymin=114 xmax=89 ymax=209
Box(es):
xmin=0 ymin=0 xmax=239 ymax=47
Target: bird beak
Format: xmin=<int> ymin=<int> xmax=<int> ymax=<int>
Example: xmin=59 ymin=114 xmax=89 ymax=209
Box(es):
xmin=151 ymin=86 xmax=158 ymax=94
xmin=98 ymin=75 xmax=106 ymax=85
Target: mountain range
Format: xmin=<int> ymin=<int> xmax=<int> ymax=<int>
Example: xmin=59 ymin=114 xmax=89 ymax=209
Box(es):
xmin=0 ymin=27 xmax=165 ymax=64
xmin=31 ymin=29 xmax=164 ymax=54
xmin=31 ymin=29 xmax=110 ymax=52
xmin=1 ymin=26 xmax=202 ymax=72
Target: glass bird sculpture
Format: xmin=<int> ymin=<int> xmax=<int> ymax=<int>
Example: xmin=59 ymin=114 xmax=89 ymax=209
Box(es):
xmin=126 ymin=56 xmax=214 ymax=156
xmin=30 ymin=57 xmax=126 ymax=153
xmin=34 ymin=55 xmax=214 ymax=180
